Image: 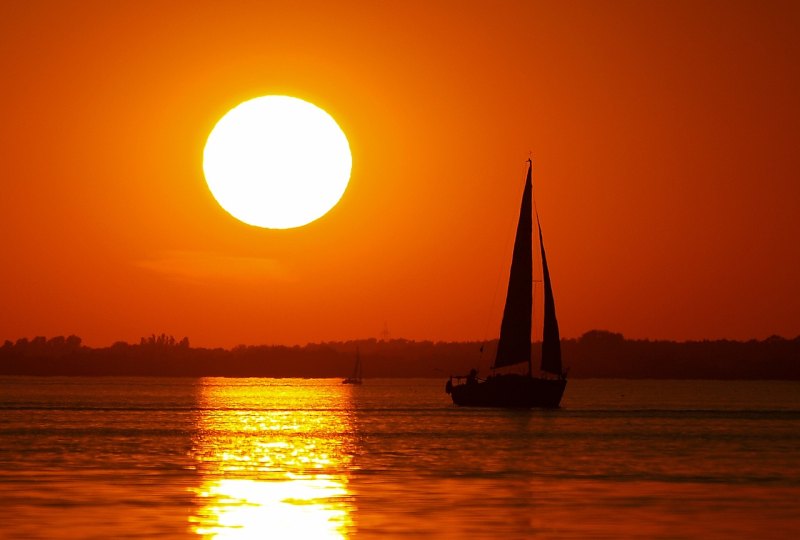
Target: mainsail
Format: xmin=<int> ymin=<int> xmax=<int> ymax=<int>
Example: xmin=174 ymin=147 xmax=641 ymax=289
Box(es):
xmin=537 ymin=215 xmax=562 ymax=375
xmin=493 ymin=164 xmax=533 ymax=369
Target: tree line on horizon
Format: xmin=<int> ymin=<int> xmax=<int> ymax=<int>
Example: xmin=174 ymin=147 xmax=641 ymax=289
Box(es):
xmin=1 ymin=330 xmax=798 ymax=379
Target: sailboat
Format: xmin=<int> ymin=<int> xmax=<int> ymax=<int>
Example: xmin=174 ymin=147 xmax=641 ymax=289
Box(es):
xmin=342 ymin=348 xmax=363 ymax=385
xmin=445 ymin=159 xmax=567 ymax=408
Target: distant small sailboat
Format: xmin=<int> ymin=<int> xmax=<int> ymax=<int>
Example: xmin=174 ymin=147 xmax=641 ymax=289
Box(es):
xmin=342 ymin=348 xmax=363 ymax=385
xmin=445 ymin=159 xmax=567 ymax=408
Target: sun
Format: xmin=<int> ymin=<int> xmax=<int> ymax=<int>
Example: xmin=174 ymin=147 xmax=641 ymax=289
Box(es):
xmin=203 ymin=95 xmax=352 ymax=229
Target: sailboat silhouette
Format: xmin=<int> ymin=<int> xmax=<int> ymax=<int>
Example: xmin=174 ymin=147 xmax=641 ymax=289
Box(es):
xmin=446 ymin=159 xmax=567 ymax=407
xmin=342 ymin=348 xmax=363 ymax=385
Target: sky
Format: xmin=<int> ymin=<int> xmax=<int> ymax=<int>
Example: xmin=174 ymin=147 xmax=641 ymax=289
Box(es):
xmin=1 ymin=1 xmax=798 ymax=348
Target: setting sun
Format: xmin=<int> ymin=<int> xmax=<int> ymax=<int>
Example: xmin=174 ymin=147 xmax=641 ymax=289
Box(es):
xmin=203 ymin=95 xmax=352 ymax=229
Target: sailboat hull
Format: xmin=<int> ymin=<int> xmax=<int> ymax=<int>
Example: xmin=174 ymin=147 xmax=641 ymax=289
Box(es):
xmin=449 ymin=374 xmax=566 ymax=408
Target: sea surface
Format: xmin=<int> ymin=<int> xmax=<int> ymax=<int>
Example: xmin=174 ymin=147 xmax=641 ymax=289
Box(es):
xmin=0 ymin=377 xmax=798 ymax=539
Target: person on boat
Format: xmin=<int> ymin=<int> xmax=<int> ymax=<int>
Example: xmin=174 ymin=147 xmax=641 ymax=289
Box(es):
xmin=467 ymin=368 xmax=478 ymax=385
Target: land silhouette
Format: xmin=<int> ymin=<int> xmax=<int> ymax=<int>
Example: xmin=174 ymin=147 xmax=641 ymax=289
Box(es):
xmin=1 ymin=330 xmax=798 ymax=379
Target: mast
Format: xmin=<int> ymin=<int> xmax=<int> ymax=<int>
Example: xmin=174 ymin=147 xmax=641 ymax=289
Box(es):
xmin=493 ymin=161 xmax=533 ymax=370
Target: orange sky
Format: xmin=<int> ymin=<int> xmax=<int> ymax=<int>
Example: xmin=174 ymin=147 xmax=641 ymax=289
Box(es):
xmin=1 ymin=1 xmax=798 ymax=347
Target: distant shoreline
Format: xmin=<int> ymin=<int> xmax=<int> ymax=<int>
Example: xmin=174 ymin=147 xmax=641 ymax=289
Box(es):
xmin=2 ymin=331 xmax=799 ymax=380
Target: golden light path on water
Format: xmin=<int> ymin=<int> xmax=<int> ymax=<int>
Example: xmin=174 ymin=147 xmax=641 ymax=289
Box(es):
xmin=189 ymin=380 xmax=356 ymax=538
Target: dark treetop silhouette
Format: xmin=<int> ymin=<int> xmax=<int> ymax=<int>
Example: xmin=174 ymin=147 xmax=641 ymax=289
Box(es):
xmin=1 ymin=331 xmax=799 ymax=379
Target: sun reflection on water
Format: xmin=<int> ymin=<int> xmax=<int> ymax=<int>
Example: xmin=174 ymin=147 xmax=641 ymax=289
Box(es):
xmin=189 ymin=380 xmax=356 ymax=538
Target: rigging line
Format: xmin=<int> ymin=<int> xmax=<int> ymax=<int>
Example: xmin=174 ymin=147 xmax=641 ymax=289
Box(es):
xmin=530 ymin=161 xmax=554 ymax=357
xmin=529 ymin=154 xmax=543 ymax=226
xmin=530 ymin=157 xmax=541 ymax=372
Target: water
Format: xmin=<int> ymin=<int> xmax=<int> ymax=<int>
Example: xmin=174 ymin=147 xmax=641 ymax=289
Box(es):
xmin=1 ymin=377 xmax=798 ymax=539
